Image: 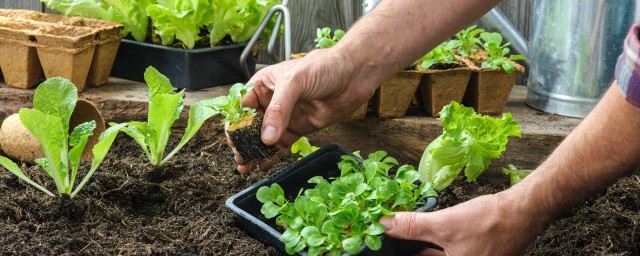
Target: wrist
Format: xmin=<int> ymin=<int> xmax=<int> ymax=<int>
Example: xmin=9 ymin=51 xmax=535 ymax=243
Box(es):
xmin=495 ymin=183 xmax=552 ymax=236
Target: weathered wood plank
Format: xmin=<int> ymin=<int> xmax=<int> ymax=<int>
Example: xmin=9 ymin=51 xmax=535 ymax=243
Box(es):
xmin=0 ymin=0 xmax=42 ymax=11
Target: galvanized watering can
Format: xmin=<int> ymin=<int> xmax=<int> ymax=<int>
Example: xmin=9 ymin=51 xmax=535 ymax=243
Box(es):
xmin=482 ymin=1 xmax=640 ymax=118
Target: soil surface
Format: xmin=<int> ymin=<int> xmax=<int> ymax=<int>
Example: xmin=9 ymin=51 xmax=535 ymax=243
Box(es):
xmin=1 ymin=133 xmax=639 ymax=255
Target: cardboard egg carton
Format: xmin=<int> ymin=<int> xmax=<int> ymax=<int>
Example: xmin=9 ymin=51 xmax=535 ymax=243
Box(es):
xmin=0 ymin=9 xmax=123 ymax=91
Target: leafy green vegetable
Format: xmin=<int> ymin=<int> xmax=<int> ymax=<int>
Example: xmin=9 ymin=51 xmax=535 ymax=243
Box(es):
xmin=207 ymin=83 xmax=256 ymax=126
xmin=258 ymin=151 xmax=436 ymax=255
xmin=314 ymin=27 xmax=345 ymax=49
xmin=451 ymin=25 xmax=485 ymax=57
xmin=116 ymin=67 xmax=217 ymax=166
xmin=41 ymin=0 xmax=153 ymax=42
xmin=418 ymin=102 xmax=521 ymax=191
xmin=479 ymin=32 xmax=526 ymax=74
xmin=291 ymin=137 xmax=319 ymax=160
xmin=412 ymin=40 xmax=460 ymax=70
xmin=43 ymin=0 xmax=280 ymax=49
xmin=501 ymin=164 xmax=532 ymax=186
xmin=0 ymin=78 xmax=122 ymax=198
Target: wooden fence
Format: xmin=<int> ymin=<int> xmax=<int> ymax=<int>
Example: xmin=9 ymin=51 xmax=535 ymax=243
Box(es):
xmin=0 ymin=0 xmax=533 ymax=65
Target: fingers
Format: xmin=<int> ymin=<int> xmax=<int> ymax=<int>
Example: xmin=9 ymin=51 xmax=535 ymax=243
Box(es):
xmin=261 ymin=80 xmax=302 ymax=145
xmin=379 ymin=212 xmax=440 ymax=243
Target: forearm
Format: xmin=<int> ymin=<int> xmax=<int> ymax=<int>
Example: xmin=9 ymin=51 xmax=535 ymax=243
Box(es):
xmin=504 ymin=83 xmax=640 ymax=229
xmin=333 ymin=0 xmax=500 ymax=87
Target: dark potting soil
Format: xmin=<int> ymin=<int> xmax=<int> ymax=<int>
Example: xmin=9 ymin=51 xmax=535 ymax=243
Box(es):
xmin=1 ymin=132 xmax=639 ymax=255
xmin=430 ymin=62 xmax=464 ymax=70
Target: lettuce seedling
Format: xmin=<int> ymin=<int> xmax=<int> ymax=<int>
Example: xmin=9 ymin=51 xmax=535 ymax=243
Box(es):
xmin=501 ymin=164 xmax=533 ymax=186
xmin=208 ymin=83 xmax=278 ymax=162
xmin=258 ymin=151 xmax=436 ymax=255
xmin=479 ymin=32 xmax=526 ymax=74
xmin=451 ymin=25 xmax=485 ymax=57
xmin=290 ymin=136 xmax=319 ymax=160
xmin=411 ymin=40 xmax=460 ymax=70
xmin=418 ymin=102 xmax=521 ymax=191
xmin=314 ymin=27 xmax=345 ymax=49
xmin=0 ymin=78 xmax=124 ymax=198
xmin=117 ymin=67 xmax=218 ymax=166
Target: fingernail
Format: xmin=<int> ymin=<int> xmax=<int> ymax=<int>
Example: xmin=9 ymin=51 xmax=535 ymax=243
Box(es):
xmin=262 ymin=125 xmax=277 ymax=144
xmin=379 ymin=216 xmax=394 ymax=231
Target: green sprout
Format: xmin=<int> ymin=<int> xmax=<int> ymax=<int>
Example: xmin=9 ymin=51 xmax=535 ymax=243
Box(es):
xmin=314 ymin=27 xmax=345 ymax=48
xmin=479 ymin=32 xmax=526 ymax=74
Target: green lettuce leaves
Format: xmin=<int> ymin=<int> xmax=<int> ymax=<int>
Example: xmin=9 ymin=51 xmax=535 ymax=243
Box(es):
xmin=418 ymin=102 xmax=521 ymax=191
xmin=116 ymin=66 xmax=217 ymax=166
xmin=0 ymin=78 xmax=122 ymax=198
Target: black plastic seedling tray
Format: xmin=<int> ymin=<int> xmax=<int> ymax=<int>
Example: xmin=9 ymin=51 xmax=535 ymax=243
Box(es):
xmin=226 ymin=144 xmax=438 ymax=256
xmin=111 ymin=39 xmax=255 ymax=90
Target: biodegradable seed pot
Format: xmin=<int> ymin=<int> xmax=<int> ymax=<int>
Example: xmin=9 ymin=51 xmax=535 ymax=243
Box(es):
xmin=373 ymin=70 xmax=423 ymax=118
xmin=0 ymin=99 xmax=105 ymax=162
xmin=416 ymin=59 xmax=473 ymax=117
xmin=227 ymin=112 xmax=278 ymax=163
xmin=0 ymin=40 xmax=42 ymax=89
xmin=463 ymin=60 xmax=524 ymax=115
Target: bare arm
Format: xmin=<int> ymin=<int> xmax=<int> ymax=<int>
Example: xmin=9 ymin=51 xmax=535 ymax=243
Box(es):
xmin=233 ymin=0 xmax=499 ymax=173
xmin=381 ymin=83 xmax=640 ymax=255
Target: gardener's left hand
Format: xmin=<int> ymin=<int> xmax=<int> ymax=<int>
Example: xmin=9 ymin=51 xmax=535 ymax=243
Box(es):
xmin=378 ymin=192 xmax=546 ymax=256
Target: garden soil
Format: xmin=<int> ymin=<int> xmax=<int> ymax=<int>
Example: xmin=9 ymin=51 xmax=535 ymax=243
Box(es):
xmin=1 ymin=133 xmax=639 ymax=255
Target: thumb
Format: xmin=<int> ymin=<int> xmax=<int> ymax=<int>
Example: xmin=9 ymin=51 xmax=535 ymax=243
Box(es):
xmin=261 ymin=81 xmax=301 ymax=145
xmin=379 ymin=212 xmax=437 ymax=241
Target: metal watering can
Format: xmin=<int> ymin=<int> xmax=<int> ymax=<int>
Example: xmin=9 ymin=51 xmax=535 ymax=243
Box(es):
xmin=481 ymin=1 xmax=640 ymax=118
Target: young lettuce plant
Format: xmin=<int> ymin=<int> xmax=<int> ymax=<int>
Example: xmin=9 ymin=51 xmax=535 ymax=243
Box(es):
xmin=501 ymin=164 xmax=533 ymax=186
xmin=0 ymin=78 xmax=124 ymax=198
xmin=314 ymin=27 xmax=345 ymax=48
xmin=412 ymin=40 xmax=460 ymax=70
xmin=479 ymin=32 xmax=526 ymax=74
xmin=258 ymin=151 xmax=436 ymax=255
xmin=418 ymin=102 xmax=521 ymax=191
xmin=290 ymin=136 xmax=319 ymax=160
xmin=451 ymin=25 xmax=485 ymax=57
xmin=117 ymin=67 xmax=218 ymax=167
xmin=209 ymin=83 xmax=278 ymax=163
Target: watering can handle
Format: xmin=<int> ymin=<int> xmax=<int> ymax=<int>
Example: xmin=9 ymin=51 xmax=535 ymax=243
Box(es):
xmin=240 ymin=2 xmax=291 ymax=81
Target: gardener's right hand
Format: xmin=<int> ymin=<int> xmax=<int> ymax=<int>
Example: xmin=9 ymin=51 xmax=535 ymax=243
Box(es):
xmin=232 ymin=48 xmax=385 ymax=174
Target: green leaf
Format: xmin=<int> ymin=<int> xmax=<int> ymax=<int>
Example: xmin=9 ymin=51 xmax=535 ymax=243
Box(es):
xmin=71 ymin=123 xmax=128 ymax=198
xmin=145 ymin=66 xmax=174 ymax=96
xmin=147 ymin=92 xmax=184 ymax=166
xmin=0 ymin=155 xmax=54 ymax=196
xmin=68 ymin=121 xmax=96 ymax=192
xmin=342 ymin=236 xmax=363 ymax=255
xmin=261 ymin=202 xmax=281 ymax=219
xmin=365 ymin=235 xmax=382 ymax=250
xmin=32 ymin=77 xmax=77 ymax=132
xmin=502 ymin=164 xmax=533 ymax=186
xmin=119 ymin=123 xmax=153 ymax=161
xmin=19 ymin=108 xmax=67 ymax=193
xmin=301 ymin=226 xmax=320 ymax=238
xmin=364 ymin=223 xmax=385 ymax=236
xmin=291 ymin=136 xmax=319 ymax=159
xmin=161 ymin=98 xmax=220 ymax=165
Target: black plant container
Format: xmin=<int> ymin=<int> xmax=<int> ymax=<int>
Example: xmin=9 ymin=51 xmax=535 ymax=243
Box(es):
xmin=226 ymin=144 xmax=438 ymax=256
xmin=111 ymin=39 xmax=256 ymax=90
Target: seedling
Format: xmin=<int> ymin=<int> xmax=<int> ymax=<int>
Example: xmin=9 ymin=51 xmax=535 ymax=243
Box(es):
xmin=209 ymin=83 xmax=278 ymax=163
xmin=451 ymin=25 xmax=485 ymax=57
xmin=117 ymin=67 xmax=218 ymax=166
xmin=314 ymin=27 xmax=345 ymax=48
xmin=501 ymin=164 xmax=532 ymax=186
xmin=0 ymin=78 xmax=124 ymax=198
xmin=258 ymin=151 xmax=436 ymax=255
xmin=418 ymin=102 xmax=521 ymax=191
xmin=412 ymin=40 xmax=460 ymax=70
xmin=479 ymin=32 xmax=526 ymax=74
xmin=290 ymin=136 xmax=319 ymax=160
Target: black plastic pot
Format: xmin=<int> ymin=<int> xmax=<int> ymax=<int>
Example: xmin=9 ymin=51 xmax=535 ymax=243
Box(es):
xmin=110 ymin=39 xmax=256 ymax=90
xmin=226 ymin=144 xmax=438 ymax=256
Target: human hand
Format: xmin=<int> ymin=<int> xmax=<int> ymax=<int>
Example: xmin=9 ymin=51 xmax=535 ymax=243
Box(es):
xmin=230 ymin=48 xmax=383 ymax=174
xmin=378 ymin=192 xmax=547 ymax=256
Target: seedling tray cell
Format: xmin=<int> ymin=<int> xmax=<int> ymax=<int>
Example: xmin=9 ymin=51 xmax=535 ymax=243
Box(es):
xmin=226 ymin=144 xmax=437 ymax=256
